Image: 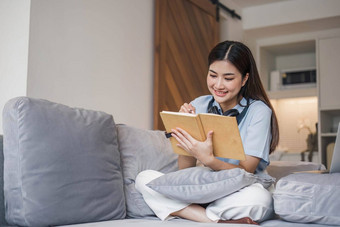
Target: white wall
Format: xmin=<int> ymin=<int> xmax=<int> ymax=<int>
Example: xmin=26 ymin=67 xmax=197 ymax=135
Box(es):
xmin=0 ymin=0 xmax=31 ymax=134
xmin=243 ymin=0 xmax=340 ymax=30
xmin=275 ymin=53 xmax=316 ymax=71
xmin=219 ymin=0 xmax=243 ymax=42
xmin=272 ymin=97 xmax=318 ymax=153
xmin=0 ymin=0 xmax=243 ymax=133
xmin=26 ymin=0 xmax=154 ymax=129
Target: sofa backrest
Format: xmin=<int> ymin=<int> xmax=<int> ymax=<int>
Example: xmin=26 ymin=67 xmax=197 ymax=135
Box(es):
xmin=0 ymin=135 xmax=7 ymax=225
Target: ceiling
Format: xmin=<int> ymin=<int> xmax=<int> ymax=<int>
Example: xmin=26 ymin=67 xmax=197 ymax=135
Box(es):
xmin=229 ymin=0 xmax=291 ymax=9
xmin=262 ymin=40 xmax=316 ymax=55
xmin=223 ymin=0 xmax=340 ymax=39
xmin=244 ymin=15 xmax=340 ymax=39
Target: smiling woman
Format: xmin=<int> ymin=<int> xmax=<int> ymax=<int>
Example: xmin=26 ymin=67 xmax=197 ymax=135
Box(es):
xmin=207 ymin=60 xmax=249 ymax=112
xmin=136 ymin=40 xmax=279 ymax=224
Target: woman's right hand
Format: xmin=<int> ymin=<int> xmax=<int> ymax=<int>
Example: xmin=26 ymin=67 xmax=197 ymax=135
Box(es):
xmin=179 ymin=103 xmax=196 ymax=114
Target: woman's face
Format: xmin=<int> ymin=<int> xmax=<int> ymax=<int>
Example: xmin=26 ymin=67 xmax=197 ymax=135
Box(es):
xmin=207 ymin=60 xmax=248 ymax=112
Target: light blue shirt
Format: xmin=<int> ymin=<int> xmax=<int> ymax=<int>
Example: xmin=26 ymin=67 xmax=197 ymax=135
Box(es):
xmin=190 ymin=95 xmax=272 ymax=173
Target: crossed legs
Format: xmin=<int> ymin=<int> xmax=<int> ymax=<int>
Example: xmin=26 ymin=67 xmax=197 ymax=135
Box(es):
xmin=135 ymin=170 xmax=273 ymax=223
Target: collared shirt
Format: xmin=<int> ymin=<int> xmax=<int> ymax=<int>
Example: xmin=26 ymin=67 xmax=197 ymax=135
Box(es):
xmin=190 ymin=95 xmax=272 ymax=173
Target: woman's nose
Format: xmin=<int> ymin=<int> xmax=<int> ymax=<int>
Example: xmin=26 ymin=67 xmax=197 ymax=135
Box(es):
xmin=215 ymin=77 xmax=224 ymax=89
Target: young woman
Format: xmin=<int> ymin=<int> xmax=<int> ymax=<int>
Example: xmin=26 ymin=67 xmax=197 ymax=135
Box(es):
xmin=135 ymin=40 xmax=279 ymax=224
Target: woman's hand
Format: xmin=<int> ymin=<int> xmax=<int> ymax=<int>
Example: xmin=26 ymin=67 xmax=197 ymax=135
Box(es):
xmin=172 ymin=127 xmax=261 ymax=173
xmin=179 ymin=103 xmax=196 ymax=114
xmin=171 ymin=127 xmax=214 ymax=166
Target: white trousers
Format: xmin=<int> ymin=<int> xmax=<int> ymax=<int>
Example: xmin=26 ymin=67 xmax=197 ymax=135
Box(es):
xmin=135 ymin=170 xmax=274 ymax=222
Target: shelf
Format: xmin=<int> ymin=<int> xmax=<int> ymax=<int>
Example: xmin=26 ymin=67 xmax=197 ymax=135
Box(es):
xmin=320 ymin=110 xmax=340 ymax=134
xmin=320 ymin=108 xmax=340 ymax=114
xmin=268 ymin=87 xmax=317 ymax=99
xmin=321 ymin=133 xmax=337 ymax=137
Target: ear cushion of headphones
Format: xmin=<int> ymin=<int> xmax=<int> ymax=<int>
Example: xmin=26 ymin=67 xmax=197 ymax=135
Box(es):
xmin=223 ymin=109 xmax=239 ymax=117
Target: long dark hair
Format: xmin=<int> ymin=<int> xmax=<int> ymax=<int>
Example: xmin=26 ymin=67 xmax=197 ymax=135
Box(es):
xmin=208 ymin=40 xmax=279 ymax=154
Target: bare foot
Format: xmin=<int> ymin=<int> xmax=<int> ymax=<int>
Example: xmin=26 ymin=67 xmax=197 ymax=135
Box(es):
xmin=217 ymin=217 xmax=259 ymax=225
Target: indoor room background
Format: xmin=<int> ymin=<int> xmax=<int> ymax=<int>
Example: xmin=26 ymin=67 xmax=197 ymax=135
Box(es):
xmin=1 ymin=0 xmax=340 ymax=166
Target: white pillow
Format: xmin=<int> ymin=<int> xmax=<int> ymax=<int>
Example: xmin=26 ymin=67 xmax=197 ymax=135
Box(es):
xmin=273 ymin=173 xmax=340 ymax=225
xmin=147 ymin=166 xmax=274 ymax=204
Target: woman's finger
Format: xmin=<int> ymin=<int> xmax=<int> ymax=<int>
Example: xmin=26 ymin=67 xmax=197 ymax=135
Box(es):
xmin=172 ymin=129 xmax=192 ymax=148
xmin=171 ymin=132 xmax=189 ymax=151
xmin=188 ymin=104 xmax=196 ymax=114
xmin=179 ymin=105 xmax=187 ymax=113
xmin=179 ymin=103 xmax=189 ymax=113
xmin=179 ymin=103 xmax=195 ymax=114
xmin=175 ymin=127 xmax=195 ymax=144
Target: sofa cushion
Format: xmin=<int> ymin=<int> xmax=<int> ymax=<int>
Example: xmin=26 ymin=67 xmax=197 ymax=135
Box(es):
xmin=273 ymin=172 xmax=340 ymax=225
xmin=147 ymin=166 xmax=275 ymax=204
xmin=117 ymin=124 xmax=178 ymax=218
xmin=2 ymin=97 xmax=125 ymax=226
xmin=0 ymin=135 xmax=7 ymax=226
xmin=267 ymin=161 xmax=325 ymax=182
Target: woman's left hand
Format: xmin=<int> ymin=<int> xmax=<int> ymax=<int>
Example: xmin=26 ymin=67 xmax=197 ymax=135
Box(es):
xmin=171 ymin=128 xmax=215 ymax=165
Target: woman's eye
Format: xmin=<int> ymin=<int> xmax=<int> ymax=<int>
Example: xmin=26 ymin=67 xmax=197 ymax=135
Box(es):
xmin=225 ymin=77 xmax=234 ymax=81
xmin=209 ymin=74 xmax=217 ymax=78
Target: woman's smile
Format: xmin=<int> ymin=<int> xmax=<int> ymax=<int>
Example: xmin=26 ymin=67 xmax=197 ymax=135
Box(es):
xmin=213 ymin=89 xmax=228 ymax=97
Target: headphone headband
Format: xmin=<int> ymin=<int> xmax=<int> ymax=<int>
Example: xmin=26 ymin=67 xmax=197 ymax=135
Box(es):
xmin=207 ymin=97 xmax=250 ymax=124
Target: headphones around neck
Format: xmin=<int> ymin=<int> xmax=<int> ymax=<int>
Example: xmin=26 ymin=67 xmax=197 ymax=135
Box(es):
xmin=208 ymin=106 xmax=239 ymax=117
xmin=207 ymin=97 xmax=250 ymax=125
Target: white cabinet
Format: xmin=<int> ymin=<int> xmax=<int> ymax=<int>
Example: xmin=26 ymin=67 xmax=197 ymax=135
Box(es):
xmin=318 ymin=36 xmax=340 ymax=168
xmin=318 ymin=37 xmax=340 ymax=110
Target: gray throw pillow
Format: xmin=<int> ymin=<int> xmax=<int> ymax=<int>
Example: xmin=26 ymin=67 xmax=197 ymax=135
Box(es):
xmin=117 ymin=124 xmax=178 ymax=218
xmin=273 ymin=173 xmax=340 ymax=225
xmin=147 ymin=166 xmax=275 ymax=204
xmin=2 ymin=97 xmax=125 ymax=226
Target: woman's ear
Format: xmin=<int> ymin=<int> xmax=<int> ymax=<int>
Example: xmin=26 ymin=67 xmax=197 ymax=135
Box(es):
xmin=242 ymin=73 xmax=249 ymax=87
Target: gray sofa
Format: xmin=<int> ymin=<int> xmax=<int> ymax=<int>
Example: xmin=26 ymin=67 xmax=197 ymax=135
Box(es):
xmin=1 ymin=97 xmax=339 ymax=227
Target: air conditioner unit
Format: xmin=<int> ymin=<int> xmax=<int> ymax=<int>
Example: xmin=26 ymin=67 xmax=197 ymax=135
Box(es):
xmin=270 ymin=68 xmax=316 ymax=91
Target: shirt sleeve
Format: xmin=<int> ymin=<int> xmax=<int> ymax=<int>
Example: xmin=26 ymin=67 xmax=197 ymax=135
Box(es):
xmin=242 ymin=103 xmax=272 ymax=165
